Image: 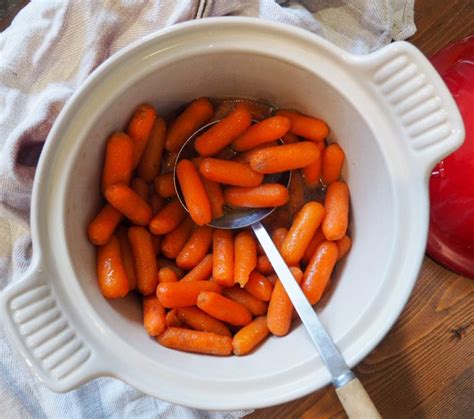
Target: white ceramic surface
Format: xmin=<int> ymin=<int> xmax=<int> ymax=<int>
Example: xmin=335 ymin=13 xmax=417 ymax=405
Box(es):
xmin=0 ymin=18 xmax=464 ymax=410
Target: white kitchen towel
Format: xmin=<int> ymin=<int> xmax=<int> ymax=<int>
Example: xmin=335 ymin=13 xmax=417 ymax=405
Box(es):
xmin=0 ymin=0 xmax=415 ymax=417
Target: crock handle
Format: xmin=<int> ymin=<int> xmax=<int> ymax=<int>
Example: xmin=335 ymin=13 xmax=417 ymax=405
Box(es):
xmin=0 ymin=260 xmax=105 ymax=392
xmin=356 ymin=41 xmax=465 ymax=174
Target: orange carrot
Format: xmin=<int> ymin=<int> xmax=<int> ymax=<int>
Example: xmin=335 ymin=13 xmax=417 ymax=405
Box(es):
xmin=281 ymin=201 xmax=325 ymax=266
xmin=322 ymin=181 xmax=349 ymax=241
xmin=156 ymin=280 xmax=221 ymax=308
xmin=302 ymin=229 xmax=326 ymax=265
xmin=193 ymin=158 xmax=225 ymax=219
xmin=158 ymin=267 xmax=179 ymax=283
xmin=244 ymin=271 xmax=273 ymax=301
xmin=272 ymin=227 xmax=288 ymax=251
xmin=166 ymin=308 xmax=183 ymax=327
xmin=149 ymin=198 xmax=186 ymax=235
xmin=96 ymin=235 xmax=130 ymax=299
xmin=143 ymin=294 xmax=166 ymax=336
xmin=117 ymin=229 xmax=137 ymax=290
xmin=321 ymin=143 xmax=345 ymax=185
xmin=234 ymin=230 xmax=257 ymax=287
xmin=267 ymin=266 xmax=303 ymax=336
xmin=232 ymin=316 xmax=270 ymax=356
xmin=234 ymin=141 xmax=279 ymax=163
xmin=222 ymin=286 xmax=268 ymax=316
xmin=224 ymin=184 xmax=289 ymax=208
xmin=301 ymin=241 xmax=338 ymax=305
xmin=150 ymin=193 xmax=164 ymax=216
xmin=105 ymin=184 xmax=152 ymax=226
xmin=180 ymin=254 xmax=213 ymax=282
xmin=157 ymin=327 xmax=232 ymax=356
xmin=336 ymin=235 xmax=352 ymax=261
xmin=275 ymin=109 xmax=329 ymax=142
xmin=128 ymin=227 xmax=158 ymax=295
xmin=101 ymin=132 xmax=134 ymax=192
xmin=232 ymin=116 xmax=291 ymax=152
xmin=130 ymin=177 xmax=149 ymax=202
xmin=154 ymin=173 xmax=176 ymax=198
xmin=162 ymin=151 xmax=178 ymax=173
xmin=87 ymin=204 xmax=123 ymax=246
xmin=256 ymin=255 xmax=273 ymax=275
xmin=177 ymin=307 xmax=231 ymax=337
xmin=137 ymin=116 xmax=166 ymax=181
xmin=176 ymin=225 xmax=213 ymax=270
xmin=212 ymin=229 xmax=234 ymax=287
xmin=281 ymin=132 xmax=298 ymax=144
xmin=200 ymin=158 xmax=263 ymax=187
xmin=250 ymin=142 xmax=321 ymax=174
xmin=302 ymin=142 xmax=325 ymax=188
xmin=160 ymin=217 xmax=194 ymax=259
xmin=177 ymin=159 xmax=212 ymax=226
xmin=157 ymin=258 xmax=185 ymax=278
xmin=127 ymin=104 xmax=157 ymax=168
xmin=194 ymin=104 xmax=252 ymax=156
xmin=197 ymin=291 xmax=252 ymax=326
xmin=165 ymin=98 xmax=214 ymax=152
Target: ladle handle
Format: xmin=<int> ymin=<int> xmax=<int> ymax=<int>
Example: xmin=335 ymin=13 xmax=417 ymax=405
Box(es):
xmin=251 ymin=221 xmax=380 ymax=419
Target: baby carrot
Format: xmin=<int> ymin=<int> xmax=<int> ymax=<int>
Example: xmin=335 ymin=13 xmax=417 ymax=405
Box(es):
xmin=162 ymin=151 xmax=178 ymax=173
xmin=322 ymin=181 xmax=349 ymax=241
xmin=176 ymin=225 xmax=213 ymax=270
xmin=212 ymin=229 xmax=234 ymax=287
xmin=234 ymin=141 xmax=279 ymax=163
xmin=244 ymin=271 xmax=274 ymax=301
xmin=150 ymin=193 xmax=164 ymax=216
xmin=272 ymin=227 xmax=288 ymax=250
xmin=232 ymin=316 xmax=270 ymax=356
xmin=157 ymin=258 xmax=185 ymax=279
xmin=160 ymin=217 xmax=194 ymax=259
xmin=281 ymin=201 xmax=325 ymax=266
xmin=96 ymin=235 xmax=130 ymax=299
xmin=180 ymin=254 xmax=213 ymax=282
xmin=87 ymin=204 xmax=123 ymax=246
xmin=127 ymin=104 xmax=157 ymax=168
xmin=194 ymin=104 xmax=252 ymax=156
xmin=130 ymin=177 xmax=149 ymax=202
xmin=301 ymin=229 xmax=326 ymax=265
xmin=137 ymin=116 xmax=166 ymax=181
xmin=128 ymin=227 xmax=158 ymax=295
xmin=156 ymin=280 xmax=221 ymax=308
xmin=267 ymin=266 xmax=303 ymax=336
xmin=302 ymin=142 xmax=325 ymax=188
xmin=165 ymin=98 xmax=214 ymax=152
xmin=301 ymin=241 xmax=338 ymax=305
xmin=275 ymin=109 xmax=329 ymax=142
xmin=158 ymin=267 xmax=179 ymax=283
xmin=101 ymin=132 xmax=134 ymax=192
xmin=322 ymin=143 xmax=345 ymax=185
xmin=234 ymin=230 xmax=257 ymax=287
xmin=177 ymin=159 xmax=212 ymax=226
xmin=256 ymin=255 xmax=273 ymax=275
xmin=154 ymin=173 xmax=176 ymax=198
xmin=117 ymin=229 xmax=137 ymax=290
xmin=143 ymin=295 xmax=166 ymax=336
xmin=336 ymin=234 xmax=352 ymax=261
xmin=222 ymin=286 xmax=268 ymax=316
xmin=166 ymin=308 xmax=183 ymax=327
xmin=192 ymin=157 xmax=225 ymax=219
xmin=197 ymin=291 xmax=252 ymax=326
xmin=224 ymin=184 xmax=289 ymax=208
xmin=157 ymin=327 xmax=232 ymax=356
xmin=177 ymin=307 xmax=231 ymax=337
xmin=149 ymin=198 xmax=186 ymax=235
xmin=105 ymin=184 xmax=152 ymax=226
xmin=250 ymin=142 xmax=320 ymax=174
xmin=200 ymin=158 xmax=263 ymax=187
xmin=232 ymin=116 xmax=291 ymax=152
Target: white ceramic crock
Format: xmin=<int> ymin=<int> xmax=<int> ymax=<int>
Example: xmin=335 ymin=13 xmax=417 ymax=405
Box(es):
xmin=0 ymin=18 xmax=464 ymax=410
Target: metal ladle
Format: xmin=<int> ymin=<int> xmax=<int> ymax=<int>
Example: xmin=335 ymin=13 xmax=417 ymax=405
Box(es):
xmin=174 ymin=121 xmax=380 ymax=419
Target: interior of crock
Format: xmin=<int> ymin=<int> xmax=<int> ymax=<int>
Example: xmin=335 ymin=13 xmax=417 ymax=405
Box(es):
xmin=63 ymin=51 xmax=396 ymax=379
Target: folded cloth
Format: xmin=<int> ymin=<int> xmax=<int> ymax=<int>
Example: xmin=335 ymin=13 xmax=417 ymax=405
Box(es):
xmin=0 ymin=0 xmax=415 ymax=417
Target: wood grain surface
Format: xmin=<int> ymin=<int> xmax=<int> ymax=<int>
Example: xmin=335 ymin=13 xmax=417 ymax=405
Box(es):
xmin=1 ymin=1 xmax=473 ymax=418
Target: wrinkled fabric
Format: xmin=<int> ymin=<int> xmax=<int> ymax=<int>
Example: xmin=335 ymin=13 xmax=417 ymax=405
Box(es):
xmin=0 ymin=0 xmax=415 ymax=417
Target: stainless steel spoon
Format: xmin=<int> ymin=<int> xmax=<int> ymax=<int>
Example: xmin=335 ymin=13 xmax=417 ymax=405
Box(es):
xmin=174 ymin=120 xmax=380 ymax=419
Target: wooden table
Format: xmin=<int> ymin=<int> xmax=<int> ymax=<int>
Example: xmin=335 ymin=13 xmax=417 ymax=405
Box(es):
xmin=1 ymin=1 xmax=473 ymax=418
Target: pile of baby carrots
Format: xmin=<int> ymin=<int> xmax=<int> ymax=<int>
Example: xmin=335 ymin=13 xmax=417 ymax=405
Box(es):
xmin=87 ymin=98 xmax=351 ymax=356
